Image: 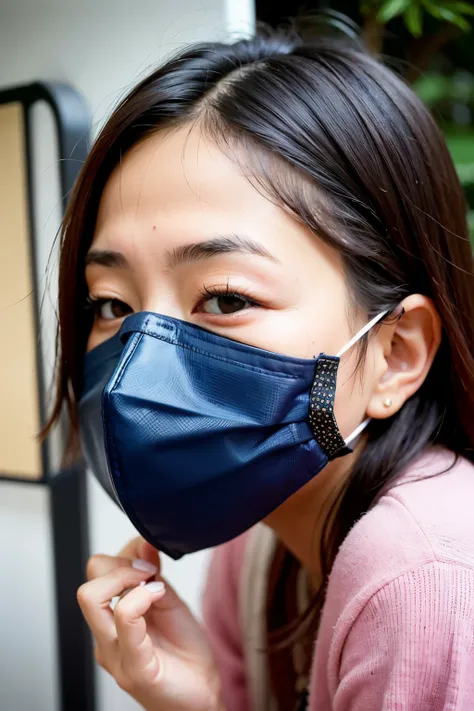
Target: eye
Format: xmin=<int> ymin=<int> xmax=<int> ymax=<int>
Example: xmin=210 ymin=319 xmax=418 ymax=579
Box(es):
xmin=88 ymin=297 xmax=133 ymax=321
xmin=200 ymin=289 xmax=257 ymax=316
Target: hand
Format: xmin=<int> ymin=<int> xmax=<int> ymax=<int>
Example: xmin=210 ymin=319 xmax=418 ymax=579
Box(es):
xmin=77 ymin=536 xmax=222 ymax=711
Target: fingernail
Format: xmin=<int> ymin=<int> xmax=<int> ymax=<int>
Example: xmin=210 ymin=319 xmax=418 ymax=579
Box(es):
xmin=132 ymin=559 xmax=158 ymax=574
xmin=144 ymin=581 xmax=165 ymax=594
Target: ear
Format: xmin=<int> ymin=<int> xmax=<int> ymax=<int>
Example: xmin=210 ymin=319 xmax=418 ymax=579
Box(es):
xmin=366 ymin=294 xmax=442 ymax=420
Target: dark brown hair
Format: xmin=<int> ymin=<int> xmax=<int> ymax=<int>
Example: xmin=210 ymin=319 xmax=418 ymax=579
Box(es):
xmin=47 ymin=30 xmax=474 ymax=632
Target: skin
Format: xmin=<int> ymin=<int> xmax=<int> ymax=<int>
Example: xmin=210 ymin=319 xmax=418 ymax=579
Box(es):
xmin=78 ymin=124 xmax=441 ymax=710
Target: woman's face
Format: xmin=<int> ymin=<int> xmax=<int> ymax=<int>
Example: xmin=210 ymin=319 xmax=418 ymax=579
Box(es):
xmin=86 ymin=125 xmax=379 ymax=439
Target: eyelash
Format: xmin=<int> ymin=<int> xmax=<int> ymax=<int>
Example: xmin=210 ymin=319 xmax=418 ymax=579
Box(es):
xmin=85 ymin=295 xmax=109 ymax=311
xmin=84 ymin=286 xmax=261 ymax=319
xmin=85 ymin=295 xmax=131 ymax=318
xmin=85 ymin=295 xmax=100 ymax=311
xmin=197 ymin=284 xmax=260 ymax=309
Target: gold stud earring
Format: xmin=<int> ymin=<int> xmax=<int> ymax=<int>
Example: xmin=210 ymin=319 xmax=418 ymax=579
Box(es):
xmin=383 ymin=398 xmax=392 ymax=409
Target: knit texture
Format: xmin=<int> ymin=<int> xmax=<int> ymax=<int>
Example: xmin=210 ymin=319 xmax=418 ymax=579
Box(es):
xmin=203 ymin=448 xmax=474 ymax=710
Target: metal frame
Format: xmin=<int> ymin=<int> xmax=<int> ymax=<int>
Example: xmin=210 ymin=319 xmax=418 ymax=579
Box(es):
xmin=0 ymin=82 xmax=95 ymax=711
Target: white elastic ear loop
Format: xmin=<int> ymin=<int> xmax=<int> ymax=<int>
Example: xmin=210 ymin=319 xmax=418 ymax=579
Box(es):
xmin=337 ymin=309 xmax=390 ymax=447
xmin=345 ymin=417 xmax=370 ymax=447
xmin=336 ymin=309 xmax=390 ymax=359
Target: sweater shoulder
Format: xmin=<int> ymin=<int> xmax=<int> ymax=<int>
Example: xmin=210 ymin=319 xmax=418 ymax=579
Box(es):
xmin=324 ymin=448 xmax=474 ymax=624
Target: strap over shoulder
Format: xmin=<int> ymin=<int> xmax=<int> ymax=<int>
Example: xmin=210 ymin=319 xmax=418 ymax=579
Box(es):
xmin=239 ymin=524 xmax=279 ymax=711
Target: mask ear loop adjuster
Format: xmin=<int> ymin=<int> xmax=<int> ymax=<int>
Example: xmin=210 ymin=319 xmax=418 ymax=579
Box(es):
xmin=309 ymin=309 xmax=391 ymax=460
xmin=309 ymin=355 xmax=351 ymax=460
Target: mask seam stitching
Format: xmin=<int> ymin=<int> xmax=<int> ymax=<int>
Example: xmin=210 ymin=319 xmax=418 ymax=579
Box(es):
xmin=124 ymin=315 xmax=312 ymax=367
xmin=129 ymin=326 xmax=309 ymax=380
xmin=103 ymin=332 xmax=157 ymax=545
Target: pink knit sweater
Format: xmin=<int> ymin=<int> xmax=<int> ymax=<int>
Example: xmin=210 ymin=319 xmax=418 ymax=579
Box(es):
xmin=203 ymin=448 xmax=474 ymax=710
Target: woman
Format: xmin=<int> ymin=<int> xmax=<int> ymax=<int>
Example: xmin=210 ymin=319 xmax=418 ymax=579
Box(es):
xmin=47 ymin=30 xmax=474 ymax=711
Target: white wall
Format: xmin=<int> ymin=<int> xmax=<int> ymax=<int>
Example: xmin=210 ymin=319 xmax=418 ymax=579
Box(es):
xmin=0 ymin=1 xmax=254 ymax=710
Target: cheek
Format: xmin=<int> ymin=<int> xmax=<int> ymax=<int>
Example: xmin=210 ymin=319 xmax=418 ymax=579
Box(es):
xmin=86 ymin=326 xmax=120 ymax=352
xmin=333 ymin=348 xmax=377 ymax=438
xmin=242 ymin=293 xmax=352 ymax=360
xmin=86 ymin=331 xmax=101 ymax=352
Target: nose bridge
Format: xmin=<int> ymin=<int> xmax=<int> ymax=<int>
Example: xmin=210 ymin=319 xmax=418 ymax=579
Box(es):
xmin=138 ymin=269 xmax=185 ymax=321
xmin=141 ymin=299 xmax=183 ymax=320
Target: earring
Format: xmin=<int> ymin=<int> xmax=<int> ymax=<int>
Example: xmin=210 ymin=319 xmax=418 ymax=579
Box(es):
xmin=383 ymin=398 xmax=392 ymax=409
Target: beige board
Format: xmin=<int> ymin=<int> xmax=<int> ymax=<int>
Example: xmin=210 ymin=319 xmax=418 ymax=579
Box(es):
xmin=0 ymin=102 xmax=42 ymax=480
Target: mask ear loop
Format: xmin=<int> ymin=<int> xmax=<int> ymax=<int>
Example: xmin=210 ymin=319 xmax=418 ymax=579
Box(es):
xmin=345 ymin=417 xmax=371 ymax=447
xmin=336 ymin=309 xmax=390 ymax=359
xmin=336 ymin=309 xmax=390 ymax=448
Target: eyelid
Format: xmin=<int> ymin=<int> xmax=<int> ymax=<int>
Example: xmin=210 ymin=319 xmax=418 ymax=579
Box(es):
xmin=200 ymin=284 xmax=259 ymax=302
xmin=86 ymin=294 xmax=130 ymax=306
xmin=86 ymin=295 xmax=133 ymax=322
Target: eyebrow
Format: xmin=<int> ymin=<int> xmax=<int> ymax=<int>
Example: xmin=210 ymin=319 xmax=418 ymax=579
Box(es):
xmin=167 ymin=234 xmax=279 ymax=268
xmin=85 ymin=234 xmax=280 ymax=270
xmin=85 ymin=250 xmax=128 ymax=268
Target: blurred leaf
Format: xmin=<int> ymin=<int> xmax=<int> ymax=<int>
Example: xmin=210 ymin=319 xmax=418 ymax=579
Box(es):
xmin=439 ymin=12 xmax=471 ymax=31
xmin=414 ymin=73 xmax=451 ymax=104
xmin=445 ymin=131 xmax=474 ymax=172
xmin=466 ymin=210 xmax=474 ymax=246
xmin=444 ymin=2 xmax=474 ymax=16
xmin=422 ymin=1 xmax=473 ymax=30
xmin=467 ymin=211 xmax=474 ymax=244
xmin=404 ymin=4 xmax=424 ymax=35
xmin=377 ymin=0 xmax=411 ymax=23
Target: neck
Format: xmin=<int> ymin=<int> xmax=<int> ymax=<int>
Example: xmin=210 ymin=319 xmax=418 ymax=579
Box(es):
xmin=264 ymin=450 xmax=358 ymax=591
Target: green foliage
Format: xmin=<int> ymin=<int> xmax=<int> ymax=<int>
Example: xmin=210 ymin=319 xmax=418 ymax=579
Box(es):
xmin=414 ymin=70 xmax=474 ymax=107
xmin=362 ymin=0 xmax=474 ymax=37
xmin=404 ymin=4 xmax=423 ymax=35
xmin=359 ymin=0 xmax=474 ymax=242
xmin=445 ymin=133 xmax=474 ymax=242
xmin=467 ymin=211 xmax=474 ymax=242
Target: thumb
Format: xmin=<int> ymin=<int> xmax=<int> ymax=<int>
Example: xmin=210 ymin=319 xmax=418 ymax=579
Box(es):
xmin=147 ymin=577 xmax=209 ymax=656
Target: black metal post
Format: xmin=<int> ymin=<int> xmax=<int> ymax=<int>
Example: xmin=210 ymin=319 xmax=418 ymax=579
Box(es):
xmin=0 ymin=81 xmax=94 ymax=711
xmin=50 ymin=465 xmax=96 ymax=711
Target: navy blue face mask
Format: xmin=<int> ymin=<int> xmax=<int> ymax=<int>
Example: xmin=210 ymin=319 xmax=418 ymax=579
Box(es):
xmin=78 ymin=310 xmax=386 ymax=559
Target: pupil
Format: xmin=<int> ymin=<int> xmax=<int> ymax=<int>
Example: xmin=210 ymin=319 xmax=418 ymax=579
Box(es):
xmin=111 ymin=299 xmax=127 ymax=318
xmin=218 ymin=295 xmax=245 ymax=314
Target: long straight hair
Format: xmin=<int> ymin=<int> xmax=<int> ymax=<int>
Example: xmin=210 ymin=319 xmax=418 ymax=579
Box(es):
xmin=46 ymin=30 xmax=474 ymax=631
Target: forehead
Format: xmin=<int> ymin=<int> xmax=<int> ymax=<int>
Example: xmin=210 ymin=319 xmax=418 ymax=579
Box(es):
xmin=95 ymin=124 xmax=278 ymax=229
xmin=92 ymin=123 xmax=342 ymax=280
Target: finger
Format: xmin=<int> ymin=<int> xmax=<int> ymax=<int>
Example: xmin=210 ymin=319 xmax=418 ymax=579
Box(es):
xmin=94 ymin=643 xmax=113 ymax=675
xmin=120 ymin=537 xmax=161 ymax=572
xmin=118 ymin=537 xmax=146 ymax=560
xmin=145 ymin=578 xmax=209 ymax=655
xmin=137 ymin=540 xmax=161 ymax=569
xmin=114 ymin=581 xmax=166 ymax=684
xmin=77 ymin=566 xmax=157 ymax=647
xmin=87 ymin=554 xmax=143 ymax=581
